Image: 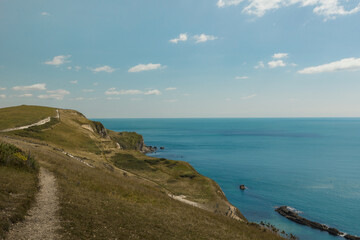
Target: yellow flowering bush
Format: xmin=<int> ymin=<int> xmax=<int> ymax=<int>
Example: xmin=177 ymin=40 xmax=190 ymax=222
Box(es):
xmin=13 ymin=152 xmax=27 ymax=161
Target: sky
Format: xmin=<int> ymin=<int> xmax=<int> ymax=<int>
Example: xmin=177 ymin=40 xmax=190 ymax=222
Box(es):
xmin=1 ymin=0 xmax=360 ymax=118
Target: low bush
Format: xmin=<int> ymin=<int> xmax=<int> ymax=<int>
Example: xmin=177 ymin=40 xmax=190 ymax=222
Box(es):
xmin=0 ymin=142 xmax=38 ymax=172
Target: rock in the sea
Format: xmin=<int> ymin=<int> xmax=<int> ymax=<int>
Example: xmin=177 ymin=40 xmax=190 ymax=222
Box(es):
xmin=239 ymin=185 xmax=246 ymax=190
xmin=160 ymin=146 xmax=165 ymax=150
xmin=345 ymin=234 xmax=360 ymax=240
xmin=275 ymin=206 xmax=360 ymax=239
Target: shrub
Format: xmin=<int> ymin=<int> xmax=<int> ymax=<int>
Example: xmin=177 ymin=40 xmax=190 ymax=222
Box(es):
xmin=0 ymin=142 xmax=38 ymax=172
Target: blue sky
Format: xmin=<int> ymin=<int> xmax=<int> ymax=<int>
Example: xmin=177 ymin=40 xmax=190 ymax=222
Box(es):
xmin=1 ymin=0 xmax=360 ymax=118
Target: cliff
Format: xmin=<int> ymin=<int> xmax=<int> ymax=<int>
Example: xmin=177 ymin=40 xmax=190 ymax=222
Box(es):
xmin=0 ymin=105 xmax=285 ymax=240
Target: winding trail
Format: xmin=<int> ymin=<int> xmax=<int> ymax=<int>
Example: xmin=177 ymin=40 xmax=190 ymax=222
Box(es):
xmin=6 ymin=168 xmax=61 ymax=240
xmin=0 ymin=110 xmax=59 ymax=133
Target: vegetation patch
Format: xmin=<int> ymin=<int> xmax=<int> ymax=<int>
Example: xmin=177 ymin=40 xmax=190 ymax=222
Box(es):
xmin=179 ymin=173 xmax=197 ymax=179
xmin=0 ymin=142 xmax=38 ymax=239
xmin=0 ymin=142 xmax=38 ymax=171
xmin=111 ymin=153 xmax=152 ymax=171
xmin=110 ymin=131 xmax=143 ymax=150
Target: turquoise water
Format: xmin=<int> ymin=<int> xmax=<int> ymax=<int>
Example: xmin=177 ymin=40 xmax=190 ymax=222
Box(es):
xmin=95 ymin=118 xmax=360 ymax=240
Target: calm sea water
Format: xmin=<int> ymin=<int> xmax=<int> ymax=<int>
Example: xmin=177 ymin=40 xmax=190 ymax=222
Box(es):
xmin=94 ymin=118 xmax=360 ymax=240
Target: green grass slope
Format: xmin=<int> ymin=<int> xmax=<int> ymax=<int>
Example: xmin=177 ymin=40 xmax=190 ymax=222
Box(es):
xmin=0 ymin=105 xmax=56 ymax=131
xmin=0 ymin=105 xmax=287 ymax=239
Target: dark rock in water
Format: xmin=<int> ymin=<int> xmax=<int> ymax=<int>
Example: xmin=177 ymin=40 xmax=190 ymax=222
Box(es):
xmin=328 ymin=227 xmax=342 ymax=236
xmin=160 ymin=146 xmax=165 ymax=150
xmin=345 ymin=235 xmax=360 ymax=240
xmin=239 ymin=185 xmax=246 ymax=190
xmin=275 ymin=206 xmax=360 ymax=239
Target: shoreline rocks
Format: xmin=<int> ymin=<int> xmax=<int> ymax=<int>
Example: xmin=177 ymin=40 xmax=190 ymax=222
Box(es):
xmin=275 ymin=206 xmax=360 ymax=240
xmin=142 ymin=145 xmax=166 ymax=153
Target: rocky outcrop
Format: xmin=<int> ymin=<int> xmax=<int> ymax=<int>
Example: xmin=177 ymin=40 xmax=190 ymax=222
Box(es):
xmin=91 ymin=121 xmax=108 ymax=138
xmin=276 ymin=206 xmax=360 ymax=240
xmin=141 ymin=145 xmax=157 ymax=153
xmin=109 ymin=131 xmax=156 ymax=153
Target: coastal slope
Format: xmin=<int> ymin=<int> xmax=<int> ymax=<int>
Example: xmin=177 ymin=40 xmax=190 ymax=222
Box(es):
xmin=0 ymin=105 xmax=285 ymax=239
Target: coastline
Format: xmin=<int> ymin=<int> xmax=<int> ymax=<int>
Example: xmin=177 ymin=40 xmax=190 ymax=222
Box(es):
xmin=147 ymin=149 xmax=248 ymax=222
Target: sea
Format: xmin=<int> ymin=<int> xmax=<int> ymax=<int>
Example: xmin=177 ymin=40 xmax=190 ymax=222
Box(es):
xmin=94 ymin=118 xmax=360 ymax=240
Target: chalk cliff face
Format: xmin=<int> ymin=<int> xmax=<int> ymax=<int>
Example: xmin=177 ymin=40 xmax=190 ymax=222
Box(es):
xmin=91 ymin=121 xmax=108 ymax=138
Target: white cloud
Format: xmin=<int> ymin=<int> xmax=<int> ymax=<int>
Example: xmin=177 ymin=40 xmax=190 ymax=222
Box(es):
xmin=170 ymin=33 xmax=188 ymax=44
xmin=254 ymin=61 xmax=265 ymax=69
xmin=90 ymin=65 xmax=115 ymax=73
xmin=106 ymin=97 xmax=121 ymax=100
xmin=242 ymin=94 xmax=257 ymax=100
xmin=38 ymin=89 xmax=70 ymax=100
xmin=235 ymin=76 xmax=249 ymax=79
xmin=70 ymin=80 xmax=78 ymax=84
xmin=82 ymin=89 xmax=94 ymax=93
xmin=41 ymin=12 xmax=50 ymax=16
xmin=93 ymin=82 xmax=99 ymax=86
xmin=18 ymin=94 xmax=33 ymax=98
xmin=272 ymin=53 xmax=288 ymax=59
xmin=236 ymin=0 xmax=360 ymax=19
xmin=128 ymin=63 xmax=164 ymax=73
xmin=144 ymin=89 xmax=161 ymax=95
xmin=298 ymin=57 xmax=360 ymax=74
xmin=105 ymin=88 xmax=143 ymax=95
xmin=44 ymin=55 xmax=71 ymax=66
xmin=72 ymin=97 xmax=97 ymax=101
xmin=217 ymin=0 xmax=244 ymax=8
xmin=0 ymin=87 xmax=6 ymax=90
xmin=0 ymin=94 xmax=6 ymax=99
xmin=268 ymin=60 xmax=286 ymax=68
xmin=105 ymin=88 xmax=161 ymax=96
xmin=193 ymin=34 xmax=218 ymax=43
xmin=13 ymin=83 xmax=46 ymax=91
xmin=68 ymin=66 xmax=81 ymax=71
xmin=165 ymin=87 xmax=177 ymax=91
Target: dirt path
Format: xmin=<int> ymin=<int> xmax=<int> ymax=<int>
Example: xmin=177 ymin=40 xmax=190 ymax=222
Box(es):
xmin=0 ymin=110 xmax=59 ymax=133
xmin=6 ymin=168 xmax=61 ymax=240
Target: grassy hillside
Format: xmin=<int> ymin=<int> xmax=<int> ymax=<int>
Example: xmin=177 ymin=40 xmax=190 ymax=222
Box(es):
xmin=0 ymin=105 xmax=56 ymax=131
xmin=0 ymin=142 xmax=39 ymax=239
xmin=0 ymin=105 xmax=286 ymax=239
